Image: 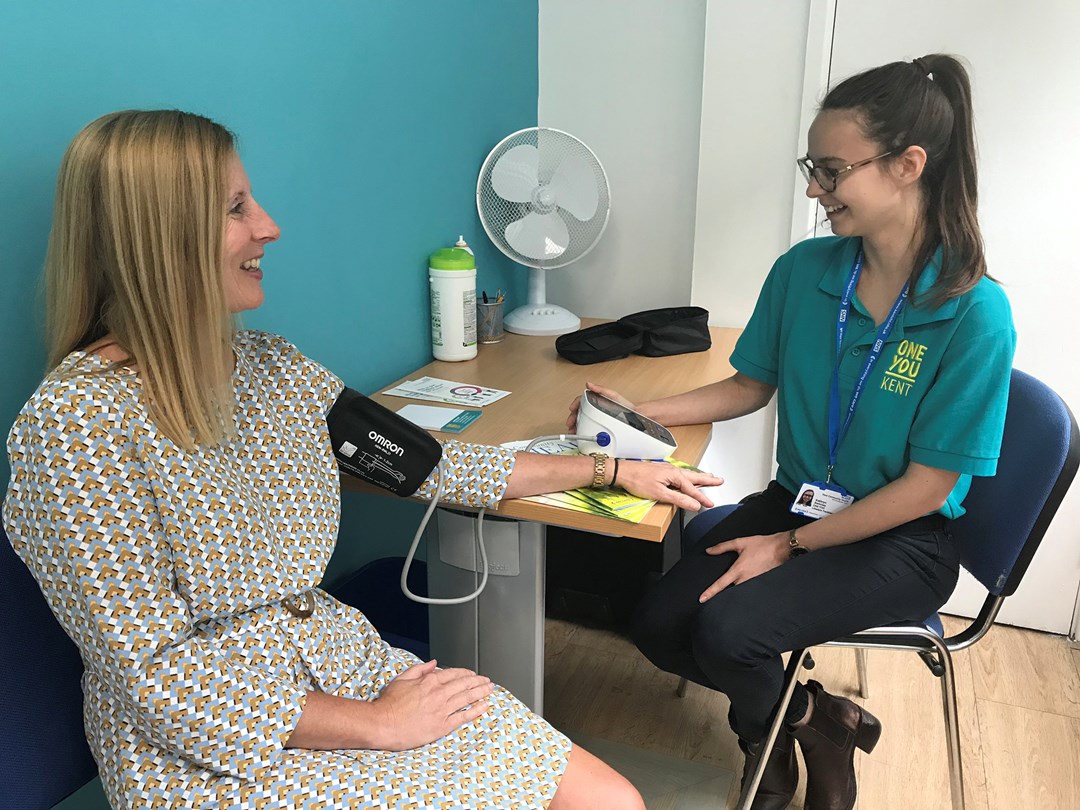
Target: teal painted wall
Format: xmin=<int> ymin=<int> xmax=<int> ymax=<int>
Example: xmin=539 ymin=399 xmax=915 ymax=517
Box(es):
xmin=1 ymin=3 xmax=536 ymax=806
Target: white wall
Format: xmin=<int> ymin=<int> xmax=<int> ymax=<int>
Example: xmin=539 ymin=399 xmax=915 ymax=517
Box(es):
xmin=690 ymin=2 xmax=814 ymax=501
xmin=538 ymin=0 xmax=707 ymax=319
xmin=692 ymin=2 xmax=812 ymax=328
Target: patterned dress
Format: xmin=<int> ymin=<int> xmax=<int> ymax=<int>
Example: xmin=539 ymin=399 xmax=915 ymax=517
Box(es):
xmin=3 ymin=331 xmax=571 ymax=809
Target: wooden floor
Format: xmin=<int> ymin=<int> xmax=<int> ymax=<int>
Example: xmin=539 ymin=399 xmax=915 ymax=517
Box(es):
xmin=543 ymin=616 xmax=1080 ymax=809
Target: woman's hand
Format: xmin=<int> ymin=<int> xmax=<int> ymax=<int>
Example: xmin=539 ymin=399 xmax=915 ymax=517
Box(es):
xmin=698 ymin=532 xmax=789 ymax=602
xmin=375 ymin=660 xmax=494 ymax=751
xmin=617 ymin=461 xmax=723 ymax=512
xmin=566 ymin=382 xmax=637 ymax=431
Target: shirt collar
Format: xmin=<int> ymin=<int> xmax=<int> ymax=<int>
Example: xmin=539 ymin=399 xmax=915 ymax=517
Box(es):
xmin=817 ymin=238 xmax=959 ymax=329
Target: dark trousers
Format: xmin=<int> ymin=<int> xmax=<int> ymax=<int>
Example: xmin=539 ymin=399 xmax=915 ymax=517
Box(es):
xmin=630 ymin=482 xmax=959 ymax=743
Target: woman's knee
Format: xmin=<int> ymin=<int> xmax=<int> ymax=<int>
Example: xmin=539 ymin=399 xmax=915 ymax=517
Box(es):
xmin=690 ymin=597 xmax=771 ymax=669
xmin=549 ymin=744 xmax=644 ymax=810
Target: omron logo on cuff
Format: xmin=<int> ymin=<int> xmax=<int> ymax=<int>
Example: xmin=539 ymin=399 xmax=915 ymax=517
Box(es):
xmin=369 ymin=430 xmax=405 ymax=457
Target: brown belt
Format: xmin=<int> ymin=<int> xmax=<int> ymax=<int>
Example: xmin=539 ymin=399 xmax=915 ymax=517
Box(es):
xmin=283 ymin=590 xmax=315 ymax=619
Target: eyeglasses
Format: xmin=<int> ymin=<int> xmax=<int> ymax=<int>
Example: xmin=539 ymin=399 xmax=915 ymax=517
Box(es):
xmin=797 ymin=151 xmax=894 ymax=192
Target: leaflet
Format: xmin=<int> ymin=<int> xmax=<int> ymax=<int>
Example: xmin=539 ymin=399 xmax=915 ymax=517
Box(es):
xmin=383 ymin=376 xmax=511 ymax=408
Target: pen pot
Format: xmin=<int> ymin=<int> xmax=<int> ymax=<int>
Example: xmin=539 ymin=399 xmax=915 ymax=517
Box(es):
xmin=477 ymin=299 xmax=505 ymax=344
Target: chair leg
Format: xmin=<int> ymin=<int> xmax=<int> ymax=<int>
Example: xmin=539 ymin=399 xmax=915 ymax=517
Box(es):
xmin=736 ymin=649 xmax=810 ymax=810
xmin=855 ymin=647 xmax=870 ymax=699
xmin=932 ymin=640 xmax=965 ymax=810
xmin=675 ymin=676 xmax=688 ymax=698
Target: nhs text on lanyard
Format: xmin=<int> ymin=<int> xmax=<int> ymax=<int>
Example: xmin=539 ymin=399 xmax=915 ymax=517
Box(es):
xmin=791 ymin=250 xmax=908 ymax=520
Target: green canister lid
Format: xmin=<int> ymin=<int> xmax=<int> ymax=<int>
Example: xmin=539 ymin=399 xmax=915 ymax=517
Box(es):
xmin=429 ymin=247 xmax=476 ymax=270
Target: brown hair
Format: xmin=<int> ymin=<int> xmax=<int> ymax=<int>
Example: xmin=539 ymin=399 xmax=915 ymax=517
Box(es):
xmin=822 ymin=55 xmax=986 ymax=307
xmin=44 ymin=109 xmax=238 ymax=449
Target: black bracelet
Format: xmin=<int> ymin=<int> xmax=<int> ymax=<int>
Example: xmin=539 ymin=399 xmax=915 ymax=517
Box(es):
xmin=611 ymin=458 xmax=620 ymax=487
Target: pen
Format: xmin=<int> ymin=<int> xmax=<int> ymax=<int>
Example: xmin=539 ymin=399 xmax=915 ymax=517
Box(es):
xmin=496 ymin=288 xmax=503 ymax=303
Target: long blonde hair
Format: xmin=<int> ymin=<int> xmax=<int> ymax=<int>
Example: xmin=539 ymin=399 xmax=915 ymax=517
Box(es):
xmin=45 ymin=109 xmax=237 ymax=450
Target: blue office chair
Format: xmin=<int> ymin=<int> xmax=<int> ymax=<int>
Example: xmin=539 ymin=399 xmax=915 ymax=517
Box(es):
xmin=0 ymin=524 xmax=98 ymax=809
xmin=675 ymin=369 xmax=1079 ymax=810
xmin=330 ymin=556 xmax=431 ymax=659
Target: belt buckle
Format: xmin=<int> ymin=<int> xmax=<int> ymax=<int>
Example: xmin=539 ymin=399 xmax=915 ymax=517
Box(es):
xmin=283 ymin=590 xmax=315 ymax=619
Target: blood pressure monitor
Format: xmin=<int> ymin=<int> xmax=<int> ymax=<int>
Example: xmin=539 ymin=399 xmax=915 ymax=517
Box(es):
xmin=575 ymin=389 xmax=678 ymax=460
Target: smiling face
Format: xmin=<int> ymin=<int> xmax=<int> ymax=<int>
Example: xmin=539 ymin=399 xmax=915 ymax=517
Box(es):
xmin=804 ymin=110 xmax=913 ymax=241
xmin=223 ymin=153 xmax=280 ymax=313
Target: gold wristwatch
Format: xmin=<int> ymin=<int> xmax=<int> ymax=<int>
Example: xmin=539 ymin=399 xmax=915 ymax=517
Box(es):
xmin=590 ymin=453 xmax=610 ymax=488
xmin=788 ymin=528 xmax=809 ymax=558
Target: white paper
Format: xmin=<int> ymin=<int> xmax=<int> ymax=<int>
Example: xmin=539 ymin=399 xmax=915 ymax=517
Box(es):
xmin=397 ymin=404 xmax=470 ymax=430
xmin=383 ymin=376 xmax=511 ymax=407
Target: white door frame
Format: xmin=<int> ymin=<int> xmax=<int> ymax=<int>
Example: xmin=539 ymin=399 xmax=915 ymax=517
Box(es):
xmin=788 ymin=0 xmax=837 ymax=249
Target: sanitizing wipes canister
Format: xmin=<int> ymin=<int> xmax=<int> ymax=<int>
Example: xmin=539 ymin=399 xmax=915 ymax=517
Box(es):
xmin=429 ymin=247 xmax=477 ymax=361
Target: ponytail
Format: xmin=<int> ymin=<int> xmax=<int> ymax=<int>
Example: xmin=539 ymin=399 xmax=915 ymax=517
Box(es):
xmin=822 ymin=55 xmax=987 ymax=308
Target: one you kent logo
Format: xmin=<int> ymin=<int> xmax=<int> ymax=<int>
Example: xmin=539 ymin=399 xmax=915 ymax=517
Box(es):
xmin=881 ymin=339 xmax=927 ymax=397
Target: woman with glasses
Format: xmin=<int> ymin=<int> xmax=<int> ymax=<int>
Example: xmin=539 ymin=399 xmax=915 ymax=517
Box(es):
xmin=570 ymin=55 xmax=1014 ymax=809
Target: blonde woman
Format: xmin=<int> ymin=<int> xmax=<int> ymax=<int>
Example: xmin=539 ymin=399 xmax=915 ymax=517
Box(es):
xmin=3 ymin=110 xmax=723 ymax=810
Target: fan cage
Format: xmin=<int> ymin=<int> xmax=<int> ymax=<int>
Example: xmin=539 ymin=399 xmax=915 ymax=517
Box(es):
xmin=476 ymin=127 xmax=611 ymax=270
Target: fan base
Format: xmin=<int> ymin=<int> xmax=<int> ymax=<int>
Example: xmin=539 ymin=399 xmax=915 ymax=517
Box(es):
xmin=504 ymin=304 xmax=581 ymax=336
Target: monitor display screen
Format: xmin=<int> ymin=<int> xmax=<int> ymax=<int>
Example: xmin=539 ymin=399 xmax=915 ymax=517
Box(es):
xmin=585 ymin=390 xmax=676 ymax=446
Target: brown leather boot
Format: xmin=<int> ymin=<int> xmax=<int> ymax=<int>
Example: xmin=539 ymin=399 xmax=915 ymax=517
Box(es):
xmin=737 ymin=727 xmax=798 ymax=809
xmin=790 ymin=680 xmax=881 ymax=810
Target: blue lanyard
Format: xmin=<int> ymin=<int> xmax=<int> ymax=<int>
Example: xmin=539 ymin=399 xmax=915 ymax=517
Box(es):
xmin=827 ymin=250 xmax=908 ymax=482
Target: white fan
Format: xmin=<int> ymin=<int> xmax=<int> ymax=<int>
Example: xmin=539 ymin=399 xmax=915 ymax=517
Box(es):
xmin=476 ymin=127 xmax=611 ymax=335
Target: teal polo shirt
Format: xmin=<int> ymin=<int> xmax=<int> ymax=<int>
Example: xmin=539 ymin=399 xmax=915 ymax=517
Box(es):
xmin=731 ymin=236 xmax=1016 ymax=518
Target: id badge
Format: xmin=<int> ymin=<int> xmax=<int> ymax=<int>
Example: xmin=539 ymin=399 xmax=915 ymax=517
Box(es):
xmin=790 ymin=481 xmax=855 ymax=519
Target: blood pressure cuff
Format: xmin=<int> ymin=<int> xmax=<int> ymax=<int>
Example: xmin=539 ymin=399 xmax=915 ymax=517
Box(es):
xmin=555 ymin=306 xmax=711 ymax=365
xmin=327 ymin=387 xmax=443 ymax=497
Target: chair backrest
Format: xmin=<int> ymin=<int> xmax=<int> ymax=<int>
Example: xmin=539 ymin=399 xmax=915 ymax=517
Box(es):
xmin=0 ymin=523 xmax=98 ymax=809
xmin=950 ymin=368 xmax=1079 ymax=597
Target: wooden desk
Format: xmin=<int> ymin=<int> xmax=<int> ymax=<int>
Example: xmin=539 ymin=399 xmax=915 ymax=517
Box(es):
xmin=353 ymin=320 xmax=740 ymax=714
xmin=363 ymin=319 xmax=740 ymax=541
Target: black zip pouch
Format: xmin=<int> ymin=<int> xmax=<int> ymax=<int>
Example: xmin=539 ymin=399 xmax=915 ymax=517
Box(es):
xmin=617 ymin=306 xmax=712 ymax=357
xmin=554 ymin=322 xmax=643 ymax=365
xmin=555 ymin=307 xmax=711 ymax=365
